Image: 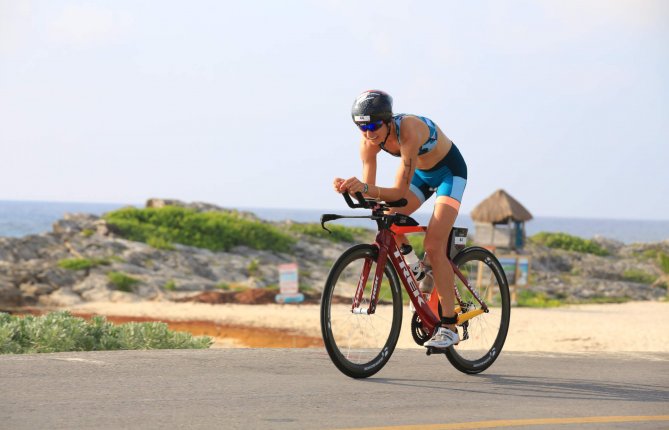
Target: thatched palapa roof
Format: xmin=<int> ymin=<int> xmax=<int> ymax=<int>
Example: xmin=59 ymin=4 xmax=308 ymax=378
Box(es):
xmin=470 ymin=189 xmax=533 ymax=224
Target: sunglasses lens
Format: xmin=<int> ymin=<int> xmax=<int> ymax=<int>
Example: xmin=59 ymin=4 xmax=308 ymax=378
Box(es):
xmin=359 ymin=121 xmax=382 ymax=131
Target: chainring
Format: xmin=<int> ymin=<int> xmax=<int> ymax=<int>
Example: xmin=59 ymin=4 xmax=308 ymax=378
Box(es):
xmin=410 ymin=312 xmax=431 ymax=345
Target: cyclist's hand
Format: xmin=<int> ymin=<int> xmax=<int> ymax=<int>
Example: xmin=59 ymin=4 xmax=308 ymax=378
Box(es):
xmin=333 ymin=178 xmax=346 ymax=193
xmin=340 ymin=176 xmax=365 ymax=194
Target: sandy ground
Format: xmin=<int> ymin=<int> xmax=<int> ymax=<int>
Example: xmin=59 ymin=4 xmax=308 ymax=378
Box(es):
xmin=63 ymin=300 xmax=669 ymax=353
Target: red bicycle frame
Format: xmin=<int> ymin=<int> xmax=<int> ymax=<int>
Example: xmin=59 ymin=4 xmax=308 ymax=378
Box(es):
xmin=352 ymin=224 xmax=488 ymax=336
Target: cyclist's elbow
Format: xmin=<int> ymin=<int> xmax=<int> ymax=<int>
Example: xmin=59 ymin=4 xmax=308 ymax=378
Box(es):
xmin=385 ymin=188 xmax=407 ymax=202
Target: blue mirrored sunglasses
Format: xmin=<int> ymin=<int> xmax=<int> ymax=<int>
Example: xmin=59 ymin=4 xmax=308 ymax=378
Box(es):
xmin=358 ymin=121 xmax=384 ymax=132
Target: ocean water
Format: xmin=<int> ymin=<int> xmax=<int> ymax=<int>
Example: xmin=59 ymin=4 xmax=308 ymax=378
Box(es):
xmin=1 ymin=200 xmax=668 ymax=244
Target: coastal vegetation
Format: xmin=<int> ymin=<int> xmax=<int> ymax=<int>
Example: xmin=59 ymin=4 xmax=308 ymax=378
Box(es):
xmin=107 ymin=271 xmax=140 ymax=292
xmin=659 ymin=252 xmax=669 ymax=274
xmin=0 ymin=311 xmax=211 ymax=354
xmin=622 ymin=269 xmax=656 ymax=284
xmin=530 ymin=232 xmax=609 ymax=256
xmin=104 ymin=206 xmax=295 ymax=253
xmin=516 ymin=290 xmax=562 ymax=308
xmin=58 ymin=257 xmax=111 ymax=271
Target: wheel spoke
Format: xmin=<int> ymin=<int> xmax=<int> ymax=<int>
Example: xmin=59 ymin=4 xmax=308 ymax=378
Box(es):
xmin=446 ymin=248 xmax=510 ymax=374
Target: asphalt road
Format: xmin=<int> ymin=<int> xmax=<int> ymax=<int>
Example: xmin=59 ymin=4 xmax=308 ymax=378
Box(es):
xmin=1 ymin=349 xmax=667 ymax=430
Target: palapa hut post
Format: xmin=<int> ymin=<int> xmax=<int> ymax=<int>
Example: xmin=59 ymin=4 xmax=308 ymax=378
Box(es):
xmin=471 ymin=189 xmax=533 ymax=251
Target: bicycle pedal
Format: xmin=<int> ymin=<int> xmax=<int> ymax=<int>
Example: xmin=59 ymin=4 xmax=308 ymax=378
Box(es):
xmin=425 ymin=346 xmax=447 ymax=356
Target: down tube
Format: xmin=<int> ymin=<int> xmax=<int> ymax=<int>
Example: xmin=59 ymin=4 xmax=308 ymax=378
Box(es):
xmin=367 ymin=247 xmax=388 ymax=314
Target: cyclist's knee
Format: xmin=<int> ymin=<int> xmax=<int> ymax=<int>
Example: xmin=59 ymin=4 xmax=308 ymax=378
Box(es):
xmin=423 ymin=236 xmax=447 ymax=259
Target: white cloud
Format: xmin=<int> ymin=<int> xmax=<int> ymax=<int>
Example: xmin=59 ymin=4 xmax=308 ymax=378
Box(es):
xmin=49 ymin=3 xmax=132 ymax=47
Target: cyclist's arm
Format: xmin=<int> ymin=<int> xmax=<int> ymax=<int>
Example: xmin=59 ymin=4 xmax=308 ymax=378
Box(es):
xmin=360 ymin=139 xmax=380 ymax=186
xmin=376 ymin=118 xmax=424 ymax=202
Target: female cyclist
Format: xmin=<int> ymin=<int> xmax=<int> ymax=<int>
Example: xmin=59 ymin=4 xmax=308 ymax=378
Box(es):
xmin=333 ymin=90 xmax=468 ymax=349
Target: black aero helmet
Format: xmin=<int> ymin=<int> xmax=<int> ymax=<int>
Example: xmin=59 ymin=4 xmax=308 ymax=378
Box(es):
xmin=351 ymin=90 xmax=393 ymax=124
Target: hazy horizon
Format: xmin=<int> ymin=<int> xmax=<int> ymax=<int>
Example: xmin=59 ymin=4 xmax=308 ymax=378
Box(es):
xmin=1 ymin=197 xmax=669 ymax=223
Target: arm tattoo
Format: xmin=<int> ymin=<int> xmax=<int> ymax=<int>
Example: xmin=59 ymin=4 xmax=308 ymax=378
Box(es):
xmin=403 ymin=158 xmax=413 ymax=185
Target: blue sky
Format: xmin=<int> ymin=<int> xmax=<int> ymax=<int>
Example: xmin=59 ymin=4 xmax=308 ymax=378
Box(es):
xmin=1 ymin=0 xmax=667 ymax=220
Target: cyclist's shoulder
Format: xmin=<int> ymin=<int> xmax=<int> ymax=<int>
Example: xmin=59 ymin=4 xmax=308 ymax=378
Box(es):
xmin=396 ymin=113 xmax=433 ymax=130
xmin=396 ymin=114 xmax=431 ymax=145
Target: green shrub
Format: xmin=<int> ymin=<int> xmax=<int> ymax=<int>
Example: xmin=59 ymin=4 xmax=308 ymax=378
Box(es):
xmin=147 ymin=236 xmax=175 ymax=250
xmin=639 ymin=249 xmax=659 ymax=259
xmin=58 ymin=258 xmax=110 ymax=271
xmin=0 ymin=311 xmax=211 ymax=354
xmin=516 ymin=290 xmax=562 ymax=308
xmin=659 ymin=252 xmax=669 ymax=274
xmin=163 ymin=280 xmax=176 ymax=291
xmin=530 ymin=232 xmax=609 ymax=256
xmin=247 ymin=259 xmax=260 ymax=277
xmin=81 ymin=229 xmax=94 ymax=238
xmin=216 ymin=283 xmax=247 ymax=292
xmin=622 ymin=269 xmax=656 ymax=284
xmin=289 ymin=222 xmax=371 ymax=243
xmin=107 ymin=271 xmax=140 ymax=292
xmin=104 ymin=206 xmax=295 ymax=253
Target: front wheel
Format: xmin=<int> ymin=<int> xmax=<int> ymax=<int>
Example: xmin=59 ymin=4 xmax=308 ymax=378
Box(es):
xmin=320 ymin=244 xmax=403 ymax=378
xmin=445 ymin=247 xmax=511 ymax=374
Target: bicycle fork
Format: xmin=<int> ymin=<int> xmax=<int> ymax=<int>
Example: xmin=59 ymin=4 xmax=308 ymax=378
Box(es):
xmin=351 ymin=246 xmax=387 ymax=315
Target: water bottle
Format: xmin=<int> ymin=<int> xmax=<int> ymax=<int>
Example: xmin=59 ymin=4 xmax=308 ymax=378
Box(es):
xmin=400 ymin=244 xmax=425 ymax=281
xmin=419 ymin=263 xmax=434 ymax=302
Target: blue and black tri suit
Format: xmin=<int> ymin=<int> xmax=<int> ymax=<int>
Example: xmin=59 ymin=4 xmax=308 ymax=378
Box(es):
xmin=379 ymin=114 xmax=468 ymax=206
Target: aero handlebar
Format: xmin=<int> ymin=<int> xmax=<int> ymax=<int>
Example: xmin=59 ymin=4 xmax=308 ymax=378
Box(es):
xmin=342 ymin=192 xmax=407 ymax=209
xmin=320 ymin=193 xmax=407 ymax=233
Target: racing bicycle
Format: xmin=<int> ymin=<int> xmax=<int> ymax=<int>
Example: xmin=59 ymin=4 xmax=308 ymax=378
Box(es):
xmin=319 ymin=193 xmax=510 ymax=379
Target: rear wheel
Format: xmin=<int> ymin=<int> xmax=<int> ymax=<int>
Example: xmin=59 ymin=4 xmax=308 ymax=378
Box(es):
xmin=445 ymin=247 xmax=510 ymax=374
xmin=320 ymin=245 xmax=403 ymax=378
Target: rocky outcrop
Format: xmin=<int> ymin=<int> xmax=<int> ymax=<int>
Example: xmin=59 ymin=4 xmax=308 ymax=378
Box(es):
xmin=526 ymin=240 xmax=668 ymax=301
xmin=0 ymin=200 xmax=667 ymax=308
xmin=0 ymin=207 xmax=356 ymax=308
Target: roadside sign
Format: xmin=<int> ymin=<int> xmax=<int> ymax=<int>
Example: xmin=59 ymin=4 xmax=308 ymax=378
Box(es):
xmin=279 ymin=263 xmax=299 ymax=295
xmin=276 ymin=263 xmax=304 ymax=304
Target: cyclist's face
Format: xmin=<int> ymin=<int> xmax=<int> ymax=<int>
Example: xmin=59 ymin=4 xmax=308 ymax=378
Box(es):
xmin=360 ymin=122 xmax=387 ymax=142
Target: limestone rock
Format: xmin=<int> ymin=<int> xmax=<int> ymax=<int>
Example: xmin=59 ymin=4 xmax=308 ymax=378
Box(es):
xmin=38 ymin=287 xmax=83 ymax=307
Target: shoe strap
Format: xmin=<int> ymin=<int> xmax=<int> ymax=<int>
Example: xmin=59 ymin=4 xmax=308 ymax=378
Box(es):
xmin=441 ymin=315 xmax=458 ymax=325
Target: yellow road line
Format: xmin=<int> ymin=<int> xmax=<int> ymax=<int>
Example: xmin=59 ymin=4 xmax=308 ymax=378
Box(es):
xmin=343 ymin=415 xmax=669 ymax=430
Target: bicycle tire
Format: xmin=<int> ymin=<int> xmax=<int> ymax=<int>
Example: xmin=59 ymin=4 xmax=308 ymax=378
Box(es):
xmin=320 ymin=244 xmax=403 ymax=379
xmin=444 ymin=247 xmax=510 ymax=374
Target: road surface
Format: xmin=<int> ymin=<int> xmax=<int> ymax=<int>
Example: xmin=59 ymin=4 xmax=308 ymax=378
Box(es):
xmin=1 ymin=349 xmax=667 ymax=429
